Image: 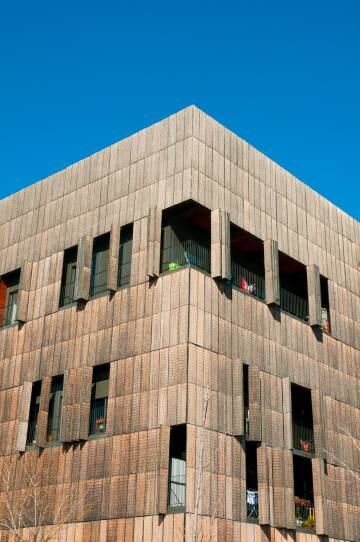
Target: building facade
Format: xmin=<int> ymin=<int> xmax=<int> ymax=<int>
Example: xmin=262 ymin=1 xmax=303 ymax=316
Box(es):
xmin=0 ymin=106 xmax=359 ymax=541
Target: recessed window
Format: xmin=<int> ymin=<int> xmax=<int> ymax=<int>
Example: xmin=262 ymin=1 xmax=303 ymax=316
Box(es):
xmin=168 ymin=424 xmax=186 ymax=512
xmin=59 ymin=246 xmax=78 ymax=307
xmin=161 ymin=201 xmax=211 ymax=274
xmin=246 ymin=441 xmax=260 ymax=520
xmin=47 ymin=375 xmax=64 ymax=443
xmin=291 ymin=384 xmax=314 ymax=455
xmin=89 ymin=364 xmax=109 ymax=435
xmin=118 ymin=224 xmax=133 ymax=287
xmin=320 ymin=276 xmax=331 ymax=333
xmin=0 ymin=269 xmax=20 ymax=326
xmin=231 ymin=225 xmax=265 ymax=300
xmin=279 ymin=253 xmax=308 ymax=322
xmin=90 ymin=233 xmax=110 ymax=297
xmin=293 ymin=455 xmax=316 ymax=529
xmin=26 ymin=381 xmax=42 ymax=446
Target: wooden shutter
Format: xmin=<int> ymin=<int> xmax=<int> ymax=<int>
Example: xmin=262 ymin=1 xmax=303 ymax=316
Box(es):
xmin=232 ymin=359 xmax=244 ymax=436
xmin=312 ymin=458 xmax=328 ymax=535
xmin=79 ymin=367 xmax=93 ymax=441
xmin=157 ymin=424 xmax=170 ymax=514
xmin=36 ymin=376 xmax=52 ymax=448
xmin=147 ymin=207 xmax=162 ymax=278
xmin=257 ymin=444 xmax=270 ymax=525
xmin=264 ymin=240 xmax=280 ymax=305
xmin=312 ymin=388 xmax=327 ymax=458
xmin=211 ymin=209 xmax=230 ymax=280
xmin=74 ymin=235 xmax=92 ymax=302
xmin=282 ymin=377 xmax=292 ymax=450
xmin=131 ymin=217 xmax=148 ymax=286
xmin=248 ymin=366 xmax=261 ymax=441
xmin=17 ymin=261 xmax=32 ymax=323
xmin=107 ymin=225 xmax=121 ymax=292
xmin=16 ymin=381 xmax=32 ymax=452
xmin=307 ymin=264 xmax=322 ymax=326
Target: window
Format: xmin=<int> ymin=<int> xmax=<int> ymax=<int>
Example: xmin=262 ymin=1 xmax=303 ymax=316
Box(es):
xmin=118 ymin=224 xmax=133 ymax=287
xmin=291 ymin=384 xmax=314 ymax=455
xmin=161 ymin=201 xmax=211 ymax=274
xmin=320 ymin=276 xmax=330 ymax=333
xmin=231 ymin=225 xmax=265 ymax=300
xmin=90 ymin=234 xmax=110 ymax=297
xmin=279 ymin=252 xmax=309 ymax=321
xmin=47 ymin=375 xmax=64 ymax=443
xmin=168 ymin=424 xmax=186 ymax=511
xmin=26 ymin=381 xmax=42 ymax=446
xmin=293 ymin=455 xmax=316 ymax=529
xmin=246 ymin=441 xmax=260 ymax=520
xmin=89 ymin=364 xmax=109 ymax=435
xmin=0 ymin=269 xmax=20 ymax=326
xmin=59 ymin=246 xmax=78 ymax=306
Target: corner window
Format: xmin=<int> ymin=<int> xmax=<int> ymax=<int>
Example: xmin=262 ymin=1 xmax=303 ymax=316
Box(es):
xmin=0 ymin=269 xmax=20 ymax=326
xmin=26 ymin=381 xmax=42 ymax=446
xmin=89 ymin=364 xmax=109 ymax=435
xmin=168 ymin=424 xmax=186 ymax=512
xmin=47 ymin=375 xmax=64 ymax=443
xmin=118 ymin=224 xmax=133 ymax=287
xmin=59 ymin=246 xmax=78 ymax=307
xmin=90 ymin=233 xmax=110 ymax=297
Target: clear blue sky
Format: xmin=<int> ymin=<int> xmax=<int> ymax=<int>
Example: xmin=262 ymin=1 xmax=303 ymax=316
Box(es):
xmin=1 ymin=1 xmax=359 ymax=221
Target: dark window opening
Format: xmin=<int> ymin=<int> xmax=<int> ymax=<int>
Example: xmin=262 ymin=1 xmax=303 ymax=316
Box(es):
xmin=231 ymin=225 xmax=265 ymax=300
xmin=243 ymin=364 xmax=249 ymax=437
xmin=118 ymin=223 xmax=133 ymax=287
xmin=246 ymin=441 xmax=260 ymax=520
xmin=0 ymin=269 xmax=20 ymax=326
xmin=291 ymin=384 xmax=314 ymax=455
xmin=168 ymin=424 xmax=186 ymax=511
xmin=320 ymin=276 xmax=331 ymax=333
xmin=59 ymin=246 xmax=78 ymax=307
xmin=161 ymin=201 xmax=211 ymax=274
xmin=279 ymin=253 xmax=308 ymax=321
xmin=89 ymin=364 xmax=109 ymax=435
xmin=293 ymin=455 xmax=315 ymax=529
xmin=26 ymin=381 xmax=42 ymax=446
xmin=47 ymin=375 xmax=64 ymax=443
xmin=90 ymin=233 xmax=110 ymax=296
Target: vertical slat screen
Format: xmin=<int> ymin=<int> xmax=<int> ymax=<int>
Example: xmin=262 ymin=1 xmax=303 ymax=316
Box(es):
xmin=211 ymin=209 xmax=230 ymax=280
xmin=312 ymin=458 xmax=328 ymax=535
xmin=36 ymin=376 xmax=52 ymax=448
xmin=264 ymin=239 xmax=280 ymax=306
xmin=17 ymin=260 xmax=32 ymax=322
xmin=107 ymin=224 xmax=121 ymax=292
xmin=248 ymin=366 xmax=261 ymax=442
xmin=232 ymin=359 xmax=244 ymax=436
xmin=16 ymin=381 xmax=32 ymax=452
xmin=74 ymin=235 xmax=92 ymax=302
xmin=147 ymin=207 xmax=162 ymax=278
xmin=157 ymin=424 xmax=170 ymax=514
xmin=79 ymin=367 xmax=93 ymax=441
xmin=307 ymin=264 xmax=322 ymax=326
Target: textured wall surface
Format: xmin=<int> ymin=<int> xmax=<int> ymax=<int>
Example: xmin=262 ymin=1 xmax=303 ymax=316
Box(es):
xmin=0 ymin=106 xmax=359 ymax=541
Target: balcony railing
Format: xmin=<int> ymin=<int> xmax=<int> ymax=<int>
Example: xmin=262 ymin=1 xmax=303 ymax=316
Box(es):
xmin=90 ymin=269 xmax=108 ymax=297
xmin=280 ymin=287 xmax=309 ymax=322
xmin=161 ymin=238 xmax=211 ymax=274
xmin=47 ymin=416 xmax=61 ymax=443
xmin=293 ymin=422 xmax=315 ymax=455
xmin=59 ymin=280 xmax=76 ymax=306
xmin=89 ymin=404 xmax=107 ymax=435
xmin=232 ymin=261 xmax=265 ymax=300
xmin=247 ymin=489 xmax=259 ymax=519
xmin=1 ymin=301 xmax=18 ymax=326
xmin=26 ymin=420 xmax=38 ymax=446
xmin=168 ymin=473 xmax=186 ymax=510
xmin=295 ymin=497 xmax=315 ymax=529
